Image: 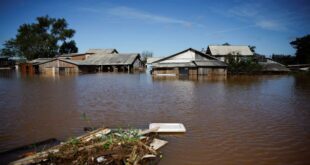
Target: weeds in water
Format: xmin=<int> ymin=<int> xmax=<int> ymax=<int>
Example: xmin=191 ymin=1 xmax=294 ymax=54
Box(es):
xmin=99 ymin=128 xmax=141 ymax=150
xmin=68 ymin=137 xmax=80 ymax=146
xmin=81 ymin=112 xmax=95 ymax=131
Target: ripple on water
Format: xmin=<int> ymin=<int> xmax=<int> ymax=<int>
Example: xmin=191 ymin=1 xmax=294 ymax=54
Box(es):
xmin=0 ymin=74 xmax=309 ymax=165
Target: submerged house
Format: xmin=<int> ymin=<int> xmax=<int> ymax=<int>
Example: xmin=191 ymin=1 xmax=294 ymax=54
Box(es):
xmin=22 ymin=48 xmax=143 ymax=74
xmin=206 ymin=45 xmax=254 ymax=63
xmin=79 ymin=53 xmax=142 ymax=72
xmin=259 ymin=58 xmax=290 ymax=73
xmin=151 ymin=48 xmax=227 ymax=76
xmin=29 ymin=58 xmax=79 ymax=74
xmin=146 ymin=57 xmax=163 ymax=69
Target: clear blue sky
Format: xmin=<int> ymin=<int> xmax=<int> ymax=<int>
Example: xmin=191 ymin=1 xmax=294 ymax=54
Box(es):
xmin=0 ymin=0 xmax=309 ymax=57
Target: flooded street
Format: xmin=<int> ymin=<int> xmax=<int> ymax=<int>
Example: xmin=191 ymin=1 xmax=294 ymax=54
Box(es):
xmin=0 ymin=71 xmax=310 ymax=165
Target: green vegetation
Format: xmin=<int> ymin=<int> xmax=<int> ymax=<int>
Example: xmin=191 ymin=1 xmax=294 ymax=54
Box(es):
xmin=290 ymin=34 xmax=310 ymax=64
xmin=100 ymin=128 xmax=141 ymax=150
xmin=272 ymin=34 xmax=310 ymax=65
xmin=68 ymin=137 xmax=81 ymax=146
xmin=0 ymin=15 xmax=77 ymax=60
xmin=227 ymin=54 xmax=262 ymax=74
xmin=272 ymin=54 xmax=296 ymax=65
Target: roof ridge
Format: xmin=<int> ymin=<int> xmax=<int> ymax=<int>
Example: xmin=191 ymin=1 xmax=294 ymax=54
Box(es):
xmin=208 ymin=45 xmax=250 ymax=46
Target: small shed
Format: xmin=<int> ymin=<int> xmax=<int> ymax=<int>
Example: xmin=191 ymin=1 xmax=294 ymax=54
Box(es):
xmin=80 ymin=53 xmax=142 ymax=72
xmin=151 ymin=48 xmax=227 ymax=76
xmin=207 ymin=45 xmax=253 ymax=63
xmin=31 ymin=58 xmax=80 ymax=74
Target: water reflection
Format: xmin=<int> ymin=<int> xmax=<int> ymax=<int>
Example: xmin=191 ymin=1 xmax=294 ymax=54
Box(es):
xmin=152 ymin=75 xmax=227 ymax=82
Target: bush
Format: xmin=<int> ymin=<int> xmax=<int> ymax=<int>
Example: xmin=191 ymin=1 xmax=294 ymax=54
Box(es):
xmin=227 ymin=54 xmax=262 ymax=74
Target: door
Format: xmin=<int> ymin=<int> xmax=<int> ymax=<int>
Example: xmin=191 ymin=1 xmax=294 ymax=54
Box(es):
xmin=179 ymin=67 xmax=189 ymax=75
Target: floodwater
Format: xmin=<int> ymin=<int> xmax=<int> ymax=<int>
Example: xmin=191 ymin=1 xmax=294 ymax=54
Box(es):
xmin=0 ymin=70 xmax=310 ymax=165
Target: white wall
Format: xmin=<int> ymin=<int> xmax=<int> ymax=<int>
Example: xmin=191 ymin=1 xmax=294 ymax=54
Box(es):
xmin=159 ymin=50 xmax=208 ymax=63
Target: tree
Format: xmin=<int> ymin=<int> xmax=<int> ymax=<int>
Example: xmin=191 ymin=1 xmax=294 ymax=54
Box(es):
xmin=0 ymin=39 xmax=19 ymax=57
xmin=59 ymin=40 xmax=78 ymax=54
xmin=226 ymin=53 xmax=262 ymax=74
xmin=1 ymin=15 xmax=77 ymax=60
xmin=272 ymin=54 xmax=296 ymax=65
xmin=141 ymin=51 xmax=153 ymax=65
xmin=290 ymin=34 xmax=310 ymax=64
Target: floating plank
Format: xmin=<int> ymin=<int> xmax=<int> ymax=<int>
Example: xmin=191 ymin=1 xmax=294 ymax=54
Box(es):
xmin=149 ymin=123 xmax=186 ymax=133
xmin=150 ymin=139 xmax=168 ymax=150
xmin=138 ymin=126 xmax=160 ymax=136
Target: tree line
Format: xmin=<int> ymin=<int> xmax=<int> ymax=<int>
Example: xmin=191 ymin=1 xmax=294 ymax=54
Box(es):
xmin=0 ymin=15 xmax=78 ymax=60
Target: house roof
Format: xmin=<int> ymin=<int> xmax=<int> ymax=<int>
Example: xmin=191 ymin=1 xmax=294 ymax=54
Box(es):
xmin=208 ymin=45 xmax=253 ymax=56
xmin=29 ymin=58 xmax=55 ymax=65
xmin=259 ymin=59 xmax=290 ymax=72
xmin=146 ymin=57 xmax=163 ymax=64
xmin=81 ymin=53 xmax=140 ymax=66
xmin=59 ymin=53 xmax=92 ymax=58
xmin=86 ymin=49 xmax=118 ymax=54
xmin=152 ymin=48 xmax=227 ymax=68
xmin=29 ymin=58 xmax=81 ymax=66
xmin=153 ymin=48 xmax=219 ymax=64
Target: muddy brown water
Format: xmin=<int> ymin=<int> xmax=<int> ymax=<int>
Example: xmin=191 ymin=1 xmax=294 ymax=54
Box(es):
xmin=0 ymin=70 xmax=310 ymax=165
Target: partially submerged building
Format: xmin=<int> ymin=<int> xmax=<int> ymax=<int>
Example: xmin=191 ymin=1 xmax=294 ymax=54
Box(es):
xmin=151 ymin=48 xmax=227 ymax=76
xmin=28 ymin=58 xmax=79 ymax=74
xmin=80 ymin=53 xmax=142 ymax=72
xmin=21 ymin=48 xmax=143 ymax=74
xmin=206 ymin=45 xmax=254 ymax=63
xmin=259 ymin=58 xmax=290 ymax=73
xmin=146 ymin=57 xmax=163 ymax=69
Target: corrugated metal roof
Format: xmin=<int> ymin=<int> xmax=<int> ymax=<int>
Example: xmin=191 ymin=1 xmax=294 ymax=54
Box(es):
xmin=29 ymin=58 xmax=55 ymax=65
xmin=259 ymin=59 xmax=290 ymax=72
xmin=59 ymin=59 xmax=83 ymax=65
xmin=153 ymin=48 xmax=219 ymax=64
xmin=208 ymin=45 xmax=253 ymax=56
xmin=81 ymin=53 xmax=139 ymax=65
xmin=59 ymin=53 xmax=90 ymax=57
xmin=86 ymin=49 xmax=118 ymax=54
xmin=146 ymin=57 xmax=163 ymax=64
xmin=152 ymin=48 xmax=227 ymax=68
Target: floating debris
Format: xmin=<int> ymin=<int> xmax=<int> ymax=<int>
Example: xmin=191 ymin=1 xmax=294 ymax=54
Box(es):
xmin=9 ymin=127 xmax=168 ymax=165
xmin=149 ymin=123 xmax=186 ymax=133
